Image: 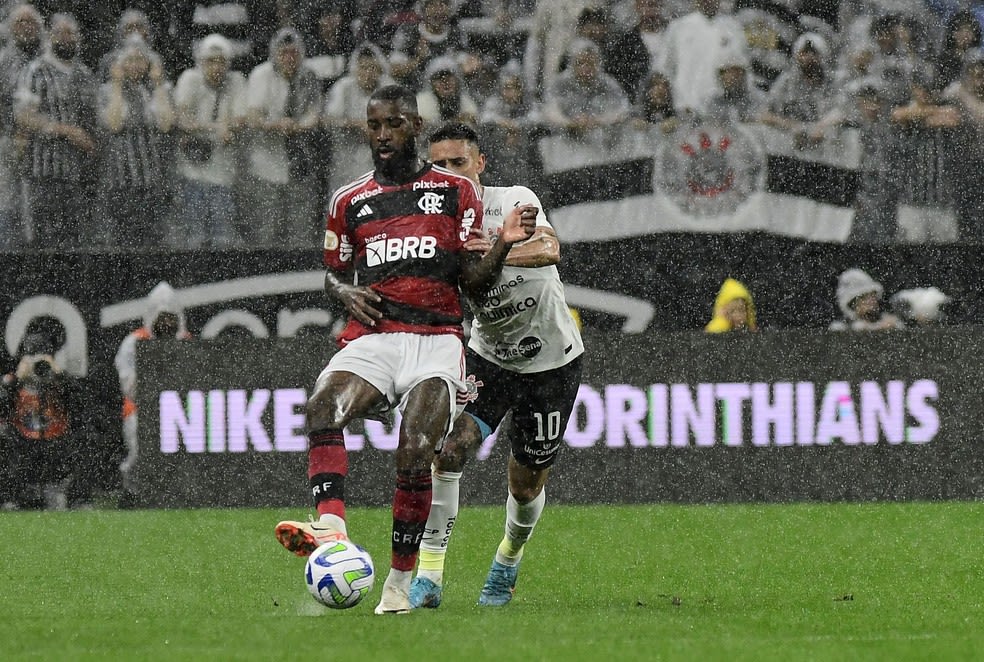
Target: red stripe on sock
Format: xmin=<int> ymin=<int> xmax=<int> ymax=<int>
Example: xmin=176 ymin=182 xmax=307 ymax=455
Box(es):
xmin=391 ymin=472 xmax=432 ymax=571
xmin=309 ymin=438 xmax=347 ymax=519
xmin=309 ymin=429 xmax=344 ymax=448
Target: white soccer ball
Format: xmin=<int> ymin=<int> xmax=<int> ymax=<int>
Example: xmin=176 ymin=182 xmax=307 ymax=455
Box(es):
xmin=304 ymin=539 xmax=375 ymax=609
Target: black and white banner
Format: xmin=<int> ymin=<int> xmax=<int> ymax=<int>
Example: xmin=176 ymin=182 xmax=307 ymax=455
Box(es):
xmin=539 ymin=122 xmax=859 ymax=243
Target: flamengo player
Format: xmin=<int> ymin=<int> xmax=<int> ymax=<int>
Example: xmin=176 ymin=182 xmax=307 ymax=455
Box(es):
xmin=273 ymin=86 xmax=536 ymax=614
xmin=409 ymin=123 xmax=584 ymax=608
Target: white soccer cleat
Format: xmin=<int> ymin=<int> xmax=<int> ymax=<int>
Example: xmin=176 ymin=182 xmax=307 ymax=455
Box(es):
xmin=274 ymin=518 xmax=348 ymax=557
xmin=373 ymin=579 xmax=411 ymax=615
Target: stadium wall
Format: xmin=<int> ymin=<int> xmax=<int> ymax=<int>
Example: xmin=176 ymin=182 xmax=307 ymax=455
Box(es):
xmin=132 ymin=330 xmax=984 ymax=508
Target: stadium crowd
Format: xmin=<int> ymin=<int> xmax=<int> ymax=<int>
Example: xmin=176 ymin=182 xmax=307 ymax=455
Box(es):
xmin=0 ymin=0 xmax=983 ymax=251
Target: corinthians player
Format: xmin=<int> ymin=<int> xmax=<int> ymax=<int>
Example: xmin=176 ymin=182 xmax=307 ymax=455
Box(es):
xmin=409 ymin=123 xmax=584 ymax=608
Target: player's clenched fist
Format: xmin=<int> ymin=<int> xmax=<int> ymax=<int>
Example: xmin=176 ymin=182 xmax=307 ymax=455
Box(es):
xmin=501 ymin=204 xmax=537 ymax=246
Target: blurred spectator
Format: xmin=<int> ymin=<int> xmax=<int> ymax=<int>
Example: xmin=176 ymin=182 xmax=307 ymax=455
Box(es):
xmin=832 ymin=37 xmax=876 ymax=91
xmin=570 ymin=7 xmax=620 ymax=79
xmin=703 ymin=51 xmax=767 ymax=125
xmin=322 ymin=43 xmax=392 ymax=194
xmin=0 ymin=4 xmax=42 ymax=251
xmin=189 ymin=0 xmax=282 ymax=73
xmin=243 ymin=28 xmax=321 ymax=249
xmin=835 ymin=1 xmax=932 ymax=52
xmin=456 ymin=0 xmax=534 ymax=67
xmin=543 ymin=39 xmax=630 ymax=135
xmin=359 ymin=0 xmax=418 ymax=51
xmin=0 ymin=329 xmax=85 ymax=510
xmin=324 ymin=44 xmax=393 ymax=130
xmin=941 ymin=47 xmax=984 ymax=242
xmin=896 ymin=12 xmax=933 ymax=64
xmin=458 ymin=43 xmax=499 ymax=107
xmin=98 ymin=36 xmax=175 ymax=250
xmin=478 ymin=63 xmax=543 ymax=187
xmin=733 ymin=4 xmax=800 ymax=91
xmin=415 ymin=56 xmax=478 ymax=126
xmin=96 ymin=9 xmax=163 ymax=82
xmin=891 ymin=69 xmax=960 ymax=243
xmin=844 ymin=81 xmax=901 ymax=244
xmin=172 ymin=33 xmax=247 ymax=249
xmin=705 ymin=277 xmax=757 ymax=332
xmin=656 ymin=0 xmax=749 ymax=114
xmin=934 ymin=10 xmax=983 ymax=92
xmin=131 ymin=1 xmax=196 ymax=80
xmin=389 ymin=0 xmax=467 ymax=89
xmin=300 ymin=3 xmax=358 ymax=93
xmin=761 ymin=32 xmax=837 ymax=147
xmin=15 ymin=13 xmax=97 ymax=250
xmin=865 ymin=14 xmax=917 ymax=109
xmin=523 ymin=0 xmax=598 ymax=103
xmin=631 ymin=69 xmax=679 ymax=133
xmin=114 ymin=281 xmax=192 ymax=508
xmin=480 ymin=62 xmax=542 ymax=127
xmin=607 ymin=0 xmax=669 ymax=101
xmin=890 ymin=286 xmax=951 ymax=327
xmin=829 ymin=268 xmax=903 ymax=331
xmin=889 ymin=287 xmax=952 ymax=329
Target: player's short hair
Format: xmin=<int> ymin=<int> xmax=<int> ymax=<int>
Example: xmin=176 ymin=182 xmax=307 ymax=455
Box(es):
xmin=369 ymin=84 xmax=418 ymax=114
xmin=428 ymin=122 xmax=482 ymax=150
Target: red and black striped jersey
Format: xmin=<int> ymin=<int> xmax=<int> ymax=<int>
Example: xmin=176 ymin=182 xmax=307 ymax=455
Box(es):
xmin=323 ymin=163 xmax=484 ymax=345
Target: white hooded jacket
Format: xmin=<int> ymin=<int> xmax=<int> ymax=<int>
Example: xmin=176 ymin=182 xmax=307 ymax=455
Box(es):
xmin=829 ymin=268 xmax=902 ymax=331
xmin=114 ymin=282 xmax=190 ymax=411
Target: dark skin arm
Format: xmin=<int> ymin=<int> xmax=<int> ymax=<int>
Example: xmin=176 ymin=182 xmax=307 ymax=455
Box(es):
xmin=459 ymin=203 xmax=537 ymax=297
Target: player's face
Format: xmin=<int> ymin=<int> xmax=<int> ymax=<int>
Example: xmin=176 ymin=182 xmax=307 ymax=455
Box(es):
xmin=429 ymin=139 xmax=486 ymax=185
xmin=366 ymin=99 xmax=421 ymax=176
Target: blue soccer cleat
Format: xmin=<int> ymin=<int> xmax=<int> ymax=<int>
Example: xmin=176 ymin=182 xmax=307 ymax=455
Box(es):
xmin=408 ymin=576 xmax=443 ymax=609
xmin=477 ymin=560 xmax=520 ymax=606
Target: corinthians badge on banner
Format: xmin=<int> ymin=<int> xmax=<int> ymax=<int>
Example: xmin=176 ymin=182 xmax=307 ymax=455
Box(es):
xmin=657 ymin=122 xmax=766 ymax=217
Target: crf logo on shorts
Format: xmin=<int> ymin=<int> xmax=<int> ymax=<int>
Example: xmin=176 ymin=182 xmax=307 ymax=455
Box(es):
xmin=365 ymin=236 xmax=438 ymax=267
xmin=418 ymin=192 xmax=444 ymax=214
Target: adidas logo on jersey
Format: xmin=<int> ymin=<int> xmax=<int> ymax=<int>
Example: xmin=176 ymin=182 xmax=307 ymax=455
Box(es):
xmin=356 ymin=205 xmax=373 ymax=218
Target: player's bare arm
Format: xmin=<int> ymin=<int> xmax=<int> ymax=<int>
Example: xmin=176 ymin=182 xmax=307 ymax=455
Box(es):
xmin=324 ymin=270 xmax=383 ymax=328
xmin=462 ymin=207 xmax=556 ymax=267
xmin=504 ymin=226 xmax=560 ymax=268
xmin=460 ymin=204 xmax=536 ymax=296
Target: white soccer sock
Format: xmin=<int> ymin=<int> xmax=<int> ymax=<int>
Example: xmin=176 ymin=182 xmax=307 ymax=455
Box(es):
xmin=317 ymin=513 xmax=347 ymax=537
xmin=495 ymin=489 xmax=545 ymax=567
xmin=384 ymin=568 xmax=413 ymax=592
xmin=417 ymin=469 xmax=461 ymax=584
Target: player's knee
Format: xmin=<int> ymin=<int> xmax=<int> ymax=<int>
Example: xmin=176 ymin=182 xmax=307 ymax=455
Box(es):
xmin=397 ymin=432 xmax=439 ymax=469
xmin=510 ymin=483 xmax=544 ymax=505
xmin=434 ymin=439 xmax=467 ymax=472
xmin=434 ymin=414 xmax=483 ymax=471
xmin=305 ymin=390 xmax=349 ymax=430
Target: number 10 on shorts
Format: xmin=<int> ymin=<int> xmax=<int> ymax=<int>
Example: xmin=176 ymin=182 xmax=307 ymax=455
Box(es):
xmin=534 ymin=411 xmax=562 ymax=441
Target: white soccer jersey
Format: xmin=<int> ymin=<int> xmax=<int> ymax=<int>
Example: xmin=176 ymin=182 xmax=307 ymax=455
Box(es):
xmin=467 ymin=185 xmax=584 ymax=373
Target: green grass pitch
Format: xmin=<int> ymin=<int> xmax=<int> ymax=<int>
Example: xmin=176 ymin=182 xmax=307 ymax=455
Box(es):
xmin=1 ymin=502 xmax=981 ymax=661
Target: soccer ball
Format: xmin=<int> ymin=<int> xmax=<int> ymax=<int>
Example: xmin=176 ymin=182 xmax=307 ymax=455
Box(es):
xmin=304 ymin=539 xmax=375 ymax=609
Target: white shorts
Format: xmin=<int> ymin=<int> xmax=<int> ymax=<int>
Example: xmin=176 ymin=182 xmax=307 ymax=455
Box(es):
xmin=319 ymin=332 xmax=468 ymax=435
